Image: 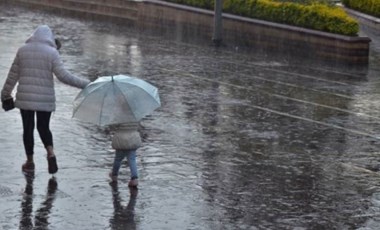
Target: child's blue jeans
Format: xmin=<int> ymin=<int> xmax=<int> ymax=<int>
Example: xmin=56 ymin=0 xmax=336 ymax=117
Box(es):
xmin=111 ymin=149 xmax=138 ymax=179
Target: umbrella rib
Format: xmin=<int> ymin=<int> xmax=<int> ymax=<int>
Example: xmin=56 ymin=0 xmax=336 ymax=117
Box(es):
xmin=122 ymin=83 xmax=160 ymax=108
xmin=73 ymin=82 xmax=111 ymax=117
xmin=114 ymin=76 xmax=160 ymax=105
xmin=73 ymin=82 xmax=107 ymax=101
xmin=120 ymin=80 xmax=159 ymax=102
xmin=114 ymin=83 xmax=138 ymax=121
xmin=98 ymin=83 xmax=112 ymax=125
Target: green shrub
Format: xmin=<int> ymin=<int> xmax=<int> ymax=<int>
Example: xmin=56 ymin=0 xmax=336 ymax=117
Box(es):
xmin=273 ymin=0 xmax=334 ymax=5
xmin=164 ymin=0 xmax=358 ymax=36
xmin=342 ymin=0 xmax=380 ymax=18
xmin=224 ymin=0 xmax=358 ymax=35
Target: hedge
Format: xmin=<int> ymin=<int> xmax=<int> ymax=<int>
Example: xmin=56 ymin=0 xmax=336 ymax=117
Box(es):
xmin=163 ymin=0 xmax=359 ymax=36
xmin=273 ymin=0 xmax=335 ymax=5
xmin=342 ymin=0 xmax=380 ymax=18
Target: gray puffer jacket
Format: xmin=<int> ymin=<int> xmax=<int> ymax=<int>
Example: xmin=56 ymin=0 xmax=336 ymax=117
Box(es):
xmin=1 ymin=25 xmax=90 ymax=111
xmin=111 ymin=123 xmax=142 ymax=150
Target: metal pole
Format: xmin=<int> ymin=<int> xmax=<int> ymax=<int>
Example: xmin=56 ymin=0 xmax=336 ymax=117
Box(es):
xmin=212 ymin=0 xmax=223 ymax=46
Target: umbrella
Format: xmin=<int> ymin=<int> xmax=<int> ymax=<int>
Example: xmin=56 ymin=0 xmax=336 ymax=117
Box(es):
xmin=72 ymin=74 xmax=160 ymax=126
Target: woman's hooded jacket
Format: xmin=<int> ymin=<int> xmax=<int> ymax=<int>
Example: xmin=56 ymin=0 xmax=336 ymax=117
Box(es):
xmin=1 ymin=25 xmax=90 ymax=111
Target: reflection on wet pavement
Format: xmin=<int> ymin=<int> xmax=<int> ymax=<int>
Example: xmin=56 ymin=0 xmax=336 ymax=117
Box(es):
xmin=1 ymin=3 xmax=380 ymax=230
xmin=109 ymin=182 xmax=138 ymax=230
xmin=19 ymin=176 xmax=58 ymax=229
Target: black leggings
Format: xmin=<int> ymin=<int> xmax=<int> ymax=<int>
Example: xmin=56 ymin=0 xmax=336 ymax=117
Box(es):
xmin=21 ymin=110 xmax=53 ymax=156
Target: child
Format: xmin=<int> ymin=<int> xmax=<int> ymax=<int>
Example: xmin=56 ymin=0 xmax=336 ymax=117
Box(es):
xmin=109 ymin=123 xmax=141 ymax=187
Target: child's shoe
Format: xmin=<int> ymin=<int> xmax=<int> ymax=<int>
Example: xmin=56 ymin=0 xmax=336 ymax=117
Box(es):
xmin=109 ymin=172 xmax=118 ymax=182
xmin=128 ymin=179 xmax=138 ymax=187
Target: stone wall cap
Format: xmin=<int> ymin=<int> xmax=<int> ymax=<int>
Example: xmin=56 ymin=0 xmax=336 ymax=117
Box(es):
xmin=143 ymin=0 xmax=214 ymax=15
xmin=143 ymin=0 xmax=371 ymax=42
xmin=344 ymin=7 xmax=380 ymax=25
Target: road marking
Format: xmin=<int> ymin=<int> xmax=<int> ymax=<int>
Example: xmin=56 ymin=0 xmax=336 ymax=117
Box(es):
xmin=198 ymin=56 xmax=359 ymax=86
xmin=161 ymin=68 xmax=380 ymax=121
xmin=161 ymin=68 xmax=380 ymax=140
xmin=217 ymin=69 xmax=355 ymax=99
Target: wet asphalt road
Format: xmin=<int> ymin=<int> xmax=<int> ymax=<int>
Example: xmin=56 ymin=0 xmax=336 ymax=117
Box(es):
xmin=1 ymin=4 xmax=380 ymax=230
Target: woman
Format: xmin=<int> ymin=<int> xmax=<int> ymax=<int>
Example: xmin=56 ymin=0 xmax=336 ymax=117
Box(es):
xmin=1 ymin=25 xmax=90 ymax=175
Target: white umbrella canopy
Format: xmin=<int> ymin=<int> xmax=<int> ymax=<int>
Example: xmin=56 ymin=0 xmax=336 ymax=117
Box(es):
xmin=72 ymin=74 xmax=160 ymax=126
